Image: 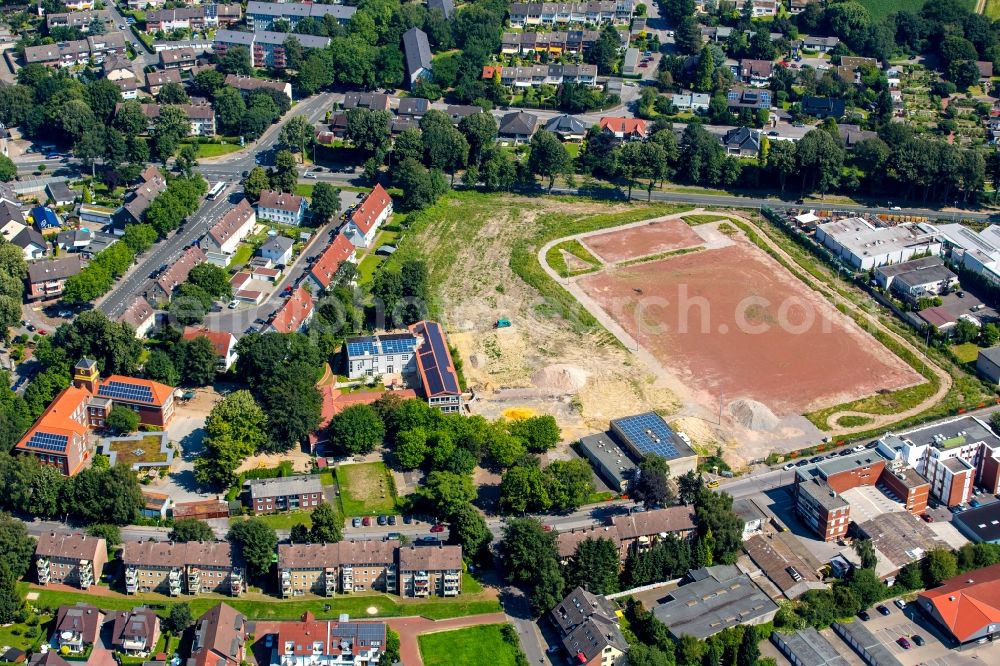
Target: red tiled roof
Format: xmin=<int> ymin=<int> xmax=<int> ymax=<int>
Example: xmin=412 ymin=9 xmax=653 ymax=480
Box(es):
xmin=209 ymin=199 xmax=255 ymax=247
xmin=157 ymin=246 xmax=206 ymax=296
xmin=183 ymin=327 xmax=234 ymax=359
xmin=270 ymin=286 xmax=313 ymax=333
xmin=101 ymin=375 xmax=174 ymax=406
xmin=349 ymin=184 xmax=392 ymax=236
xmin=119 ymin=297 xmax=155 ymax=330
xmin=919 ymin=562 xmax=1000 ymax=642
xmin=598 ymin=117 xmax=647 ymax=135
xmin=309 ymin=233 xmax=355 ymax=289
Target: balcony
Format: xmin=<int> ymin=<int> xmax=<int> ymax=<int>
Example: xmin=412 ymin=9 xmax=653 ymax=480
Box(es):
xmin=119 ymin=637 xmax=148 ymax=653
xmin=169 ymin=567 xmax=183 ymax=596
xmin=231 ymin=568 xmax=244 ymax=596
xmin=323 ymin=568 xmax=336 ymax=596
xmin=281 ymin=571 xmax=291 ymax=597
xmin=125 ymin=566 xmax=138 ymax=594
xmin=188 ymin=568 xmax=201 ymax=592
xmin=36 ymin=558 xmax=50 ymax=584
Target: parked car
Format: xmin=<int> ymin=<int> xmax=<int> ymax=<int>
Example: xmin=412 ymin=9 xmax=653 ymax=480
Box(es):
xmin=305 ymin=172 xmax=317 ymax=179
xmin=362 ymin=516 xmax=372 ymax=526
xmin=894 ymin=599 xmax=907 ymax=610
xmin=795 ymin=459 xmax=809 ymax=467
xmin=377 ymin=515 xmax=388 ymax=526
xmin=707 ymin=480 xmax=720 ymax=488
xmin=352 ymin=517 xmax=362 ymax=528
xmin=897 ymin=637 xmax=911 ymax=649
xmin=912 ymin=635 xmax=925 ymax=646
xmin=403 ymin=515 xmax=413 ymax=524
xmin=782 ymin=463 xmax=795 ymax=471
xmin=865 ymin=442 xmax=878 ymax=449
xmin=852 ymin=445 xmax=865 ymax=452
xmin=430 ymin=523 xmax=445 ymax=533
xmin=25 ymin=323 xmax=35 ymax=332
xmin=876 ymin=605 xmax=891 ymax=616
xmin=387 ymin=532 xmax=400 ymax=540
xmin=228 ymin=300 xmax=239 ymax=309
xmin=858 ymin=610 xmax=870 ymax=621
xmin=546 ymin=646 xmax=560 ymax=654
xmin=388 ymin=515 xmax=397 ymax=525
xmin=809 ymin=456 xmax=823 ymax=463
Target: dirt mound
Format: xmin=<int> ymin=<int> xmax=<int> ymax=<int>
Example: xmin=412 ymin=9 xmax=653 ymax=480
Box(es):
xmin=532 ymin=364 xmax=588 ymax=392
xmin=728 ymin=399 xmax=779 ymax=431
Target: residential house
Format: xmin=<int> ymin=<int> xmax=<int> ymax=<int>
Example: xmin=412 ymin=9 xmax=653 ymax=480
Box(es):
xmin=801 ymin=96 xmax=846 ymax=119
xmin=307 ymin=233 xmax=356 ymax=292
xmin=599 ymin=117 xmax=647 ymax=141
xmin=543 ymin=114 xmax=588 ymax=141
xmin=838 ymin=124 xmax=878 ymax=149
xmin=257 ymin=190 xmax=306 ymax=226
xmin=121 ymin=167 xmax=168 ymax=225
xmin=146 ymin=69 xmax=183 ymax=95
xmin=498 ymin=111 xmax=539 ymax=144
xmin=53 ymin=604 xmax=103 ymax=655
xmin=34 ymin=532 xmax=107 ymax=590
xmin=224 ymin=74 xmax=292 ymax=100
xmin=837 ymin=56 xmax=879 ymax=85
xmin=727 ymin=87 xmax=771 ymax=111
xmin=141 ymin=489 xmax=172 ymax=520
xmin=245 ymin=1 xmax=356 ymax=31
xmin=344 ymin=332 xmax=418 ymax=379
xmin=183 ymin=327 xmax=238 ymax=372
xmin=123 ymin=542 xmax=244 ymax=596
xmin=31 ymin=205 xmax=62 ymax=232
xmin=398 ymin=545 xmax=462 ymax=597
xmin=623 ymin=47 xmax=639 ymax=76
xmin=247 ymin=475 xmax=324 ymax=514
xmin=11 ymin=227 xmax=47 ymax=261
xmin=26 ymin=255 xmax=82 ymax=301
xmin=485 ymin=64 xmax=598 ymax=88
xmin=671 ymin=92 xmax=710 ymax=113
xmin=159 ymin=47 xmax=196 ymax=70
xmin=29 ymin=653 xmax=71 ymax=666
xmin=409 ymin=320 xmax=462 ymax=413
xmin=722 ymin=127 xmax=762 ymax=156
xmin=138 ymin=103 xmax=216 ymax=136
xmin=145 ymin=7 xmax=205 ymax=32
xmin=800 ymin=34 xmax=840 ymax=52
xmin=109 ymin=608 xmax=160 ymax=657
xmin=188 ymin=604 xmax=247 ymax=666
xmin=391 ymin=116 xmax=419 ymax=135
xmin=549 ymin=587 xmax=628 ymax=666
xmin=789 ymin=0 xmax=817 ymax=15
xmin=402 ymin=27 xmax=432 ymax=88
xmin=507 ymin=1 xmax=632 ymax=28
xmin=447 ymin=104 xmax=484 ymax=123
xmin=740 ymin=59 xmax=773 ymax=86
xmin=977 ymin=346 xmax=1000 ymax=386
xmin=750 ymin=0 xmax=777 ymax=16
xmin=342 ymin=92 xmax=392 ymax=111
xmin=397 ymin=97 xmax=429 ymax=118
xmin=500 ymin=30 xmax=601 ymax=56
xmin=151 ymin=245 xmax=206 ymax=301
xmin=103 ymin=55 xmax=138 ymax=97
xmin=79 ymin=204 xmax=117 ymax=229
xmin=46 ymin=10 xmax=113 ymax=31
xmin=607 ymin=506 xmax=697 ymax=558
xmin=268 ymin=286 xmax=314 ymax=333
xmin=202 ymin=199 xmax=256 ymax=257
xmin=258 ymin=235 xmax=293 ymax=266
xmin=274 ymin=615 xmax=386 ymax=665
xmin=427 ymin=0 xmax=454 ymax=19
xmin=343 ymin=184 xmax=392 ymax=248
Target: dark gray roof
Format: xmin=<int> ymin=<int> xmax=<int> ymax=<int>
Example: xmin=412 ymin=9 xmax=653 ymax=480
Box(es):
xmin=900 ymin=415 xmax=1000 ymax=453
xmin=27 ymin=255 xmax=81 ymax=283
xmin=11 ymin=226 xmax=45 ymax=250
xmin=893 ymin=264 xmax=957 ymax=291
xmin=544 ymin=114 xmax=587 ymax=135
xmin=397 ymin=97 xmax=430 ymax=117
xmin=578 ymin=432 xmax=636 ymax=487
xmin=246 ymin=474 xmax=323 ymax=500
xmin=402 ymin=27 xmax=432 ymax=81
xmin=954 ymin=502 xmax=1000 ymax=543
xmin=875 ymin=256 xmax=945 ymax=278
xmin=772 ymin=628 xmax=851 ymax=666
xmin=796 ymin=477 xmax=849 ymax=512
xmin=260 ymin=235 xmax=293 ymax=254
xmin=832 ymin=622 xmax=904 ymax=666
xmin=427 ymin=0 xmax=454 ymax=18
xmin=723 ymin=126 xmax=761 ymax=151
xmin=499 ymin=111 xmax=538 ymax=136
xmin=550 ymin=586 xmax=616 ymax=634
xmin=46 ymin=181 xmax=75 ymax=202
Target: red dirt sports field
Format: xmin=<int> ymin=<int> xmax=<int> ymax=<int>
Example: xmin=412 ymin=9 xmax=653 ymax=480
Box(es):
xmin=582 ymin=219 xmax=703 ymax=263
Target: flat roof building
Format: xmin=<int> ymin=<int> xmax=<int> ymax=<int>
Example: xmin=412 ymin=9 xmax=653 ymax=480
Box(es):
xmin=577 ymin=432 xmax=636 ymax=493
xmin=815 ymin=217 xmax=941 ymax=270
xmin=608 ymin=412 xmax=697 ymax=476
xmin=953 ymin=502 xmax=1000 ymax=543
xmin=771 ymin=628 xmax=851 ymax=666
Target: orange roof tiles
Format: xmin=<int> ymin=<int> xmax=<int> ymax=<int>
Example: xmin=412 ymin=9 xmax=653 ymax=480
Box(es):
xmin=183 ymin=327 xmax=234 ymax=359
xmin=270 ymin=286 xmax=313 ymax=333
xmin=919 ymin=562 xmax=1000 ymax=642
xmin=101 ymin=375 xmax=174 ymax=406
xmin=349 ymin=184 xmax=391 ymax=236
xmin=309 ymin=233 xmax=355 ymax=289
xmin=598 ymin=117 xmax=648 ymax=136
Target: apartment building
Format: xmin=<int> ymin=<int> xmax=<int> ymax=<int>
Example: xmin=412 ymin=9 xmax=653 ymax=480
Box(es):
xmin=26 ymin=255 xmax=82 ymax=301
xmin=23 ymin=32 xmax=126 ymax=67
xmin=343 ymin=184 xmax=392 ymax=248
xmin=398 ymin=544 xmax=462 ymax=597
xmin=278 ymin=541 xmax=462 ymax=597
xmin=267 ymin=285 xmax=314 ymax=334
xmin=274 ymin=614 xmax=386 ymax=666
xmin=608 ymin=506 xmax=697 ymax=558
xmin=246 ymin=1 xmax=356 ymax=31
xmin=257 ymin=190 xmax=306 ymax=226
xmin=145 ymin=5 xmax=241 ymax=32
xmin=409 ymin=320 xmax=463 ymax=413
xmin=247 ymin=475 xmax=324 ymax=514
xmin=344 ymin=332 xmax=418 ymax=379
xmin=550 ymin=588 xmax=628 ymax=666
xmin=202 ymin=199 xmax=256 ymax=256
xmin=137 ymin=103 xmax=216 ymax=136
xmin=306 ymin=233 xmax=356 ymax=291
xmin=483 ymin=63 xmax=599 ymax=88
xmin=159 ymin=47 xmax=197 ymax=70
xmin=224 ymin=74 xmax=292 ymax=100
xmin=46 ymin=10 xmax=113 ymax=31
xmin=108 ymin=608 xmax=160 ymax=657
xmin=508 ymin=1 xmax=633 ymax=28
xmin=122 ymin=540 xmax=244 ymax=596
xmin=213 ymin=30 xmax=330 ymax=69
xmin=34 ymin=532 xmax=107 ymax=590
xmin=501 ymin=30 xmax=601 ymax=56
xmin=152 ymin=245 xmax=206 ymax=302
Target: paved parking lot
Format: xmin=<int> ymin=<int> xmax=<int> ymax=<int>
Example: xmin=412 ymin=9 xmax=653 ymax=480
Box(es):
xmin=857 ymin=602 xmax=995 ymax=666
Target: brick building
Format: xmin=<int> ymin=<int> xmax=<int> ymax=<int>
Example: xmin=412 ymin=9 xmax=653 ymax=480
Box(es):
xmin=247 ymin=475 xmax=324 ymax=514
xmin=34 ymin=532 xmax=107 ymax=590
xmin=122 ymin=541 xmax=244 ymax=596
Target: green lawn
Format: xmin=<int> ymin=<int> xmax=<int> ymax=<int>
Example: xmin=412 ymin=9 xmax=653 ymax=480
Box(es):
xmin=419 ymin=625 xmax=520 ymax=666
xmin=228 ymin=244 xmax=254 ymax=269
xmin=319 ymin=471 xmax=335 ymax=486
xmin=230 ymin=509 xmax=315 ymax=529
xmin=336 ymin=462 xmax=399 ymax=516
xmin=0 ymin=610 xmax=50 ymax=652
xmin=951 ymin=342 xmax=981 ymax=364
xmin=295 ymin=184 xmax=315 ymax=198
xmin=988 ymin=0 xmax=1000 ymax=20
xmin=106 ymin=434 xmax=170 ymax=467
xmin=26 ymin=587 xmax=500 ymax=622
xmin=859 ymin=0 xmax=974 ymax=20
xmin=356 ymin=253 xmax=384 ymax=287
xmin=544 ymin=239 xmax=602 ymax=277
xmin=684 ymin=213 xmax=730 ymax=225
xmin=194 ymin=143 xmax=242 ymax=158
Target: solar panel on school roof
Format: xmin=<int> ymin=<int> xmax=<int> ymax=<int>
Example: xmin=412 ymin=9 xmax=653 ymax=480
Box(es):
xmin=614 ymin=412 xmax=680 ymax=458
xmin=97 ymin=380 xmax=153 ymax=403
xmin=27 ymin=432 xmax=68 ymax=452
xmin=346 ymin=339 xmax=376 ymax=357
xmin=380 ymin=337 xmax=416 ymax=354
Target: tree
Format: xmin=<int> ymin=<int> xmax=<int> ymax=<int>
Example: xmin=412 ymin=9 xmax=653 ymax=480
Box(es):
xmin=157 ymin=82 xmax=190 ymax=105
xmin=736 ymin=626 xmax=760 ymax=666
xmin=163 ymin=603 xmax=193 ymax=635
xmin=195 ymin=390 xmax=268 ymax=488
xmin=122 ymin=224 xmax=157 ymax=254
xmin=0 ymin=562 xmax=20 ymax=624
xmin=395 ymin=427 xmax=429 ymax=469
xmin=269 ymin=149 xmax=299 ymax=195
xmin=243 ymin=167 xmax=270 ymax=202
xmin=393 ymin=158 xmax=446 ymax=212
xmin=346 ymin=108 xmax=392 ymax=155
xmin=214 ymin=87 xmax=247 ymax=136
xmin=218 ymin=46 xmax=252 ymax=76
xmin=565 ymin=537 xmax=619 ymax=595
xmin=528 ymin=131 xmax=569 ymax=191
xmin=228 ymin=518 xmax=278 ymax=579
xmin=923 ymin=548 xmax=958 ymax=586
xmin=309 ymin=182 xmax=341 ymax=224
xmin=290 ymin=523 xmax=310 ymax=543
xmin=531 ymin=556 xmax=566 ymax=615
xmin=105 ymin=405 xmax=140 ymax=435
xmin=848 ymin=567 xmax=885 ymax=608
xmin=449 ymin=504 xmax=493 ymax=564
xmin=188 ymin=263 xmax=232 ymax=301
xmin=309 ymin=502 xmax=342 ymax=543
xmin=383 ymin=629 xmax=400 ymax=665
xmin=854 ymin=538 xmax=878 ymax=570
xmin=152 ymin=106 xmax=191 ymax=162
xmin=587 ymin=25 xmax=622 ymax=75
xmin=85 ymin=524 xmax=121 ymax=550
xmin=500 ymin=463 xmax=551 ymax=513
xmin=169 ymin=519 xmax=214 ymax=543
xmin=544 ymin=459 xmax=594 ymax=512
xmin=500 ymin=517 xmax=559 ymax=585
xmin=0 ymin=155 xmax=15 ymax=183
xmin=192 ymin=69 xmax=225 ymax=98
xmin=297 ymin=51 xmax=335 ymax=95
xmin=418 ymin=471 xmax=476 ymax=518
xmin=424 ymin=124 xmax=469 ymax=185
xmin=0 ymin=512 xmax=35 ymax=580
xmin=280 ymin=115 xmax=314 ymax=162
xmin=508 ymin=416 xmax=560 ymax=453
xmin=261 ymin=376 xmax=322 ymax=451
xmin=458 ymin=112 xmax=498 ymax=165
xmin=631 ymin=455 xmax=675 ymax=508
xmin=329 ymin=404 xmax=385 ymax=454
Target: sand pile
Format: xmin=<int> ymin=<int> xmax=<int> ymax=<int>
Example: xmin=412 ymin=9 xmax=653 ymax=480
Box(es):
xmin=729 ymin=399 xmax=779 ymax=431
xmin=532 ymin=364 xmax=588 ymax=392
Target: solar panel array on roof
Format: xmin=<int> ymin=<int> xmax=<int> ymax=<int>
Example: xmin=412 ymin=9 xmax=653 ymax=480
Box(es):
xmin=346 ymin=336 xmax=416 ymax=358
xmin=346 ymin=339 xmax=376 ymax=357
xmin=98 ymin=380 xmax=153 ymax=403
xmin=417 ymin=322 xmax=459 ymax=396
xmin=380 ymin=336 xmax=416 ymax=354
xmin=27 ymin=432 xmax=69 ymax=452
xmin=614 ymin=412 xmax=680 ymax=458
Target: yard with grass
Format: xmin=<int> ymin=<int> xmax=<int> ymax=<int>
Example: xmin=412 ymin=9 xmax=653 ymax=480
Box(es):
xmin=418 ymin=625 xmax=521 ymax=666
xmin=336 ymin=462 xmax=398 ymax=516
xmin=228 ymin=244 xmax=254 ymax=270
xmin=193 ymin=142 xmax=242 ymax=158
xmin=230 ymin=509 xmax=317 ymax=530
xmin=952 ymin=342 xmax=981 ymax=364
xmin=988 ymin=0 xmax=1000 ymax=20
xmin=25 ymin=586 xmax=500 ymax=622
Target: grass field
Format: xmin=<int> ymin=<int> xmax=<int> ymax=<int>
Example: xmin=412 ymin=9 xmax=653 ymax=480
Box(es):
xmin=25 ymin=586 xmax=500 ymax=622
xmin=418 ymin=625 xmax=520 ymax=666
xmin=684 ymin=213 xmax=730 ymax=225
xmin=195 ymin=143 xmax=241 ymax=158
xmin=336 ymin=462 xmax=398 ymax=516
xmin=858 ymin=0 xmax=975 ymax=20
xmin=987 ymin=0 xmax=1000 ymax=20
xmin=230 ymin=509 xmax=316 ymax=529
xmin=951 ymin=342 xmax=981 ymax=364
xmin=544 ymin=238 xmax=602 ymax=277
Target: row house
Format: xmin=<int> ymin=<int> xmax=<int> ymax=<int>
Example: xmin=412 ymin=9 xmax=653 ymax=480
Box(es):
xmin=508 ymin=1 xmax=633 ymax=28
xmin=343 ymin=183 xmax=392 ymax=248
xmin=46 ymin=9 xmax=113 ymax=31
xmin=122 ymin=540 xmax=244 ymax=596
xmin=500 ymin=29 xmax=601 ymax=56
xmin=159 ymin=47 xmax=197 ymax=70
xmin=151 ymin=244 xmax=206 ymax=301
xmin=138 ymin=103 xmax=216 ymax=136
xmin=53 ymin=604 xmax=103 ymax=655
xmin=278 ymin=541 xmax=461 ymax=597
xmin=306 ymin=233 xmax=356 ymax=292
xmin=555 ymin=507 xmax=698 ymax=562
xmin=34 ymin=532 xmax=107 ymax=590
xmin=246 ymin=1 xmax=356 ymax=31
xmin=224 ymin=73 xmax=292 ymax=100
xmin=24 ymin=32 xmax=126 ymax=67
xmin=190 ymin=604 xmax=247 ymax=666
xmin=256 ymin=189 xmax=306 ymax=226
xmin=247 ymin=475 xmax=324 ymax=514
xmin=483 ymin=63 xmax=598 ymax=88
xmin=145 ymin=4 xmax=242 ymax=33
xmin=202 ymin=198 xmax=256 ymax=256
xmin=213 ymin=29 xmax=330 ymax=69
xmin=267 ymin=285 xmax=314 ymax=334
